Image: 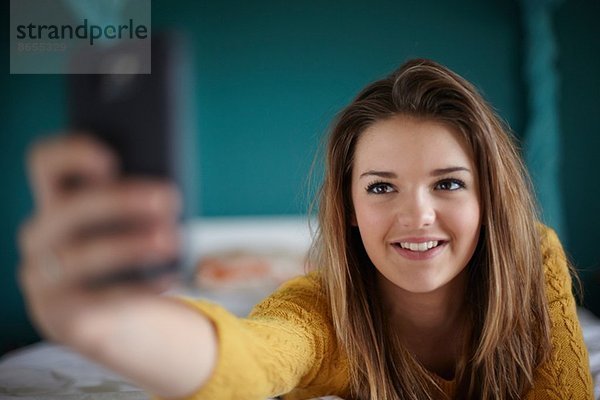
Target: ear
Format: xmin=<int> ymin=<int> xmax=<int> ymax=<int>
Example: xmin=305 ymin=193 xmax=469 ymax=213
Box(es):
xmin=350 ymin=213 xmax=358 ymax=227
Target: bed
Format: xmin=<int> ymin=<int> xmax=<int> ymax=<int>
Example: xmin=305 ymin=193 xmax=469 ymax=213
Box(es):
xmin=1 ymin=217 xmax=599 ymax=399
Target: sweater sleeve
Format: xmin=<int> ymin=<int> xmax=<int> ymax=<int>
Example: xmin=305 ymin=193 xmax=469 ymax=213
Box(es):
xmin=525 ymin=226 xmax=593 ymax=400
xmin=171 ymin=273 xmax=348 ymax=400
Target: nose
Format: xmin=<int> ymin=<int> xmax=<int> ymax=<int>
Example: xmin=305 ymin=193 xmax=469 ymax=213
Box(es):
xmin=396 ymin=190 xmax=435 ymax=229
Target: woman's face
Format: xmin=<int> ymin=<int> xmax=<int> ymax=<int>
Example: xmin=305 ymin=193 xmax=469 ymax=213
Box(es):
xmin=350 ymin=115 xmax=481 ymax=295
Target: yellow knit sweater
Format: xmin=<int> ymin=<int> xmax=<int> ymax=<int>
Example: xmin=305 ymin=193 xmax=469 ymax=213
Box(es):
xmin=177 ymin=226 xmax=593 ymax=399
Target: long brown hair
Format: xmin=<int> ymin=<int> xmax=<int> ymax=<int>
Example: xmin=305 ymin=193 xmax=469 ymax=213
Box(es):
xmin=308 ymin=59 xmax=552 ymax=399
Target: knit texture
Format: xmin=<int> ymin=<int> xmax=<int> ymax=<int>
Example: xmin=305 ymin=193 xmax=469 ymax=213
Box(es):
xmin=523 ymin=227 xmax=593 ymax=399
xmin=176 ymin=225 xmax=593 ymax=399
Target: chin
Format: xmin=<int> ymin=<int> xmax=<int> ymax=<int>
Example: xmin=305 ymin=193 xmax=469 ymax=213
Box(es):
xmin=379 ymin=267 xmax=465 ymax=296
xmin=398 ymin=279 xmax=448 ymax=294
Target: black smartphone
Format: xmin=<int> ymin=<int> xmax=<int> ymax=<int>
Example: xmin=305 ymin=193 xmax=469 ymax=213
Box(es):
xmin=67 ymin=33 xmax=197 ymax=287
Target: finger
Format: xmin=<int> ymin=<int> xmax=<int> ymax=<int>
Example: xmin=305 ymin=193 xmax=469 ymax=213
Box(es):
xmin=19 ymin=218 xmax=179 ymax=296
xmin=27 ymin=134 xmax=118 ymax=211
xmin=32 ymin=180 xmax=181 ymax=253
xmin=18 ymin=250 xmax=177 ymax=344
xmin=58 ymin=222 xmax=181 ymax=286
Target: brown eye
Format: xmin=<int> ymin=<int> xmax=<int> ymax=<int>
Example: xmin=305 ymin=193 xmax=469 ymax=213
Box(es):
xmin=434 ymin=179 xmax=465 ymax=191
xmin=366 ymin=182 xmax=395 ymax=194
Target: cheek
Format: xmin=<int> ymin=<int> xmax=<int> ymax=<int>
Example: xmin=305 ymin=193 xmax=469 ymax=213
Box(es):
xmin=353 ymin=199 xmax=396 ymax=250
xmin=357 ymin=206 xmax=386 ymax=226
xmin=354 ymin=197 xmax=390 ymax=228
xmin=444 ymin=198 xmax=481 ymax=246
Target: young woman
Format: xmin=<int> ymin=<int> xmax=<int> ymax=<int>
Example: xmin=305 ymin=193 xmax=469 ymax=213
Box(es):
xmin=18 ymin=59 xmax=592 ymax=399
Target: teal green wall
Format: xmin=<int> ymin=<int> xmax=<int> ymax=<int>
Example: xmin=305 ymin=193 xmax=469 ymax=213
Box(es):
xmin=0 ymin=48 xmax=66 ymax=350
xmin=555 ymin=0 xmax=600 ymax=316
xmin=152 ymin=0 xmax=526 ymax=216
xmin=1 ymin=0 xmax=598 ymax=354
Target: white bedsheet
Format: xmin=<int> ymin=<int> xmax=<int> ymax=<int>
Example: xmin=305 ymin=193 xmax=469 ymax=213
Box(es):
xmin=0 ymin=342 xmax=146 ymax=399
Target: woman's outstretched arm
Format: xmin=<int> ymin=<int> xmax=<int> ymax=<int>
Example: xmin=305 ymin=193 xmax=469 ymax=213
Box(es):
xmin=18 ymin=134 xmax=217 ymax=398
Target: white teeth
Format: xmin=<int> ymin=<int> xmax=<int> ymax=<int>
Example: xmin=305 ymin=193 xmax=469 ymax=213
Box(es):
xmin=399 ymin=241 xmax=439 ymax=252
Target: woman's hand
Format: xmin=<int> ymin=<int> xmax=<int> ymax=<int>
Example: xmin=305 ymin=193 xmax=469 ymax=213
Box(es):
xmin=17 ymin=134 xmax=217 ymax=398
xmin=18 ymin=133 xmax=180 ymax=344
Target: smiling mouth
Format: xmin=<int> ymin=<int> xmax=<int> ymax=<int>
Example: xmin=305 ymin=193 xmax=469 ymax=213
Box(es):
xmin=392 ymin=241 xmax=447 ymax=252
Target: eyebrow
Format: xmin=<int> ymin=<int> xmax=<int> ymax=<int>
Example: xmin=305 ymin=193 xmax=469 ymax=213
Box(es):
xmin=359 ymin=166 xmax=471 ymax=179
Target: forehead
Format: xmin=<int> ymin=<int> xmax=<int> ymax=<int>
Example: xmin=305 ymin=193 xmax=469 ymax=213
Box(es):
xmin=353 ymin=116 xmax=475 ymax=173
